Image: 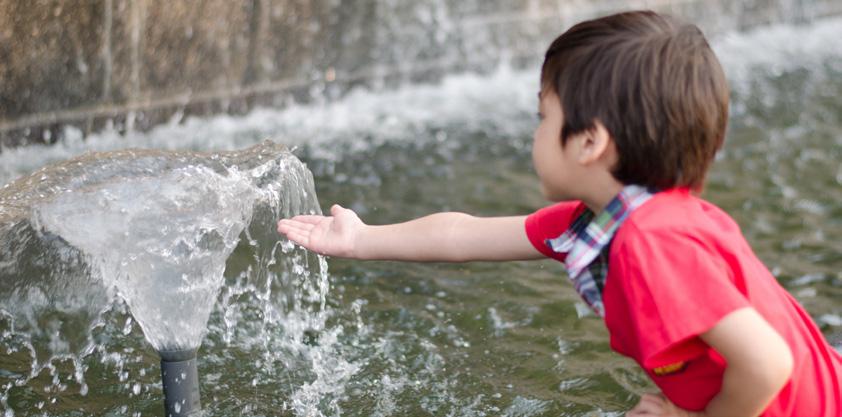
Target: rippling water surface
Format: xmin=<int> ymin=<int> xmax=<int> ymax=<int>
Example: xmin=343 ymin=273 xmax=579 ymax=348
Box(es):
xmin=1 ymin=17 xmax=841 ymax=416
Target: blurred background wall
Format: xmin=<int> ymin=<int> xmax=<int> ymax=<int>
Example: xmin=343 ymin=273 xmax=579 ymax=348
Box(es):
xmin=2 ymin=0 xmax=841 ymax=148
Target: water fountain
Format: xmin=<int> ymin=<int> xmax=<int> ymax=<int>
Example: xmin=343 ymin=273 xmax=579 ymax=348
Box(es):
xmin=0 ymin=141 xmax=326 ymax=416
xmin=1 ymin=13 xmax=841 ymax=416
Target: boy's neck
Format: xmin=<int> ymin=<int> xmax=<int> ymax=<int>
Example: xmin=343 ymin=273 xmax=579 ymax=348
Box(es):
xmin=581 ymin=180 xmax=625 ymax=215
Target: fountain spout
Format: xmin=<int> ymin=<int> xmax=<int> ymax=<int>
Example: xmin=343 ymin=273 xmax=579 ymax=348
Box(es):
xmin=0 ymin=142 xmax=324 ymax=414
xmin=159 ymin=348 xmax=201 ymax=416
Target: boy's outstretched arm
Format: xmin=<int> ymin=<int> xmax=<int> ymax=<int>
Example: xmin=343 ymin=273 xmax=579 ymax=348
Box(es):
xmin=277 ymin=204 xmax=544 ymax=262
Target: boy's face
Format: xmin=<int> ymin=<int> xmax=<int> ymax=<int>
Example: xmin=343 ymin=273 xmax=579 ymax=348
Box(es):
xmin=532 ymin=91 xmax=581 ymax=201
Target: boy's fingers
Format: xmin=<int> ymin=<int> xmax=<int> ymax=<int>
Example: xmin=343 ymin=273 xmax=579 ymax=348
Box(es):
xmin=284 ymin=231 xmax=310 ymax=247
xmin=640 ymin=393 xmax=665 ymax=409
xmin=626 ymin=394 xmax=665 ymax=416
xmin=276 ymin=221 xmax=299 ymax=235
xmin=278 ymin=219 xmax=316 ymax=234
xmin=641 ymin=393 xmax=664 ymax=403
xmin=286 ymin=215 xmax=329 ymax=225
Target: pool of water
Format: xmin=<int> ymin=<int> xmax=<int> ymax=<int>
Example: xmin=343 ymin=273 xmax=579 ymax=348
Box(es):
xmin=1 ymin=17 xmax=841 ymax=417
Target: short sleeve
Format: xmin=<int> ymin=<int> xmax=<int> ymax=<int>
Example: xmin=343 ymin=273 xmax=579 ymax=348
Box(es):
xmin=605 ymin=225 xmax=751 ymax=370
xmin=524 ymin=201 xmax=584 ymax=262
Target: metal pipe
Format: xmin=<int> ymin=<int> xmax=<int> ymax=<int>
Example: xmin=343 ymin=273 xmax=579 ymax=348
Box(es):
xmin=158 ymin=348 xmax=201 ymax=417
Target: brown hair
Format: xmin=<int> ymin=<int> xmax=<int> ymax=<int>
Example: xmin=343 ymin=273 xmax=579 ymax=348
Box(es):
xmin=541 ymin=10 xmax=729 ymax=190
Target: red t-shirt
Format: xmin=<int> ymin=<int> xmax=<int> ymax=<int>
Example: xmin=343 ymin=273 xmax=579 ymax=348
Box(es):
xmin=525 ymin=188 xmax=842 ymax=415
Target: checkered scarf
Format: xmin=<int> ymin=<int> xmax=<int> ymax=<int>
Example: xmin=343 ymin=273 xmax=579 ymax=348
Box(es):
xmin=545 ymin=185 xmax=656 ymax=317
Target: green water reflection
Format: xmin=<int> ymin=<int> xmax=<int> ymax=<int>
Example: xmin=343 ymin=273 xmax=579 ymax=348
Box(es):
xmin=2 ymin=53 xmax=841 ymax=417
xmin=287 ymin=55 xmax=842 ymax=415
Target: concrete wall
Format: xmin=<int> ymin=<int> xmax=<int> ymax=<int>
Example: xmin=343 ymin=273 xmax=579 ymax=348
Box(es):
xmin=2 ymin=0 xmax=841 ymax=148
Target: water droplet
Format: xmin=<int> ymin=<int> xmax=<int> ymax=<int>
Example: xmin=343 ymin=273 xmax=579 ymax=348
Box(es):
xmin=122 ymin=317 xmax=133 ymax=335
xmin=819 ymin=314 xmax=842 ymax=327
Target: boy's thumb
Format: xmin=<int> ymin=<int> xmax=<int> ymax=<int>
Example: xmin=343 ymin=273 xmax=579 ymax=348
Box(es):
xmin=330 ymin=204 xmax=344 ymax=216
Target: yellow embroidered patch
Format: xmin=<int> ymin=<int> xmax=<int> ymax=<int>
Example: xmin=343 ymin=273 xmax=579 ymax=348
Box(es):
xmin=652 ymin=361 xmax=687 ymax=376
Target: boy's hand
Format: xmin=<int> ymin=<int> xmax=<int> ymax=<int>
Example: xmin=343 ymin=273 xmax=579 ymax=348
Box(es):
xmin=277 ymin=204 xmax=364 ymax=257
xmin=626 ymin=393 xmax=703 ymax=417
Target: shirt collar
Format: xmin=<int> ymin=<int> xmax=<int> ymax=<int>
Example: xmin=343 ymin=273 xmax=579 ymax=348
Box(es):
xmin=546 ymin=185 xmax=657 ymax=315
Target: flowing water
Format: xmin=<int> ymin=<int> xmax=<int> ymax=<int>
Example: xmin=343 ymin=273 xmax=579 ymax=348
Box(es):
xmin=1 ymin=17 xmax=842 ymax=417
xmin=35 ymin=164 xmax=255 ymax=353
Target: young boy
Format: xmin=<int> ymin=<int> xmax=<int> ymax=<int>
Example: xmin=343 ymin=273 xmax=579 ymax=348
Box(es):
xmin=277 ymin=10 xmax=841 ymax=417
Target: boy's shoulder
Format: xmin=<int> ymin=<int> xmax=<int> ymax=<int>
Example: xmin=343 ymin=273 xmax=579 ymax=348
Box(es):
xmin=614 ymin=188 xmax=742 ymax=251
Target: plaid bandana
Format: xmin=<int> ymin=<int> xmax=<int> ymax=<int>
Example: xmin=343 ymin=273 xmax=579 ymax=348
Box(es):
xmin=545 ymin=185 xmax=656 ymax=317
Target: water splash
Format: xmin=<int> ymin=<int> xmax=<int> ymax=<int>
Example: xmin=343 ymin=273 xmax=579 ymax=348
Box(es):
xmin=35 ymin=165 xmax=254 ymax=352
xmin=1 ymin=15 xmax=841 ymax=417
xmin=0 ymin=141 xmax=346 ymax=415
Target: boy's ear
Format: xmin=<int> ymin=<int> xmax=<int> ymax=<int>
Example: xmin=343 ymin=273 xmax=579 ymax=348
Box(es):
xmin=577 ymin=120 xmax=614 ymax=165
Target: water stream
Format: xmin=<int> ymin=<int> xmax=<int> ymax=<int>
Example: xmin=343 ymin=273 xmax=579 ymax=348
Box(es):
xmin=1 ymin=16 xmax=841 ymax=417
xmin=35 ymin=164 xmax=254 ymax=353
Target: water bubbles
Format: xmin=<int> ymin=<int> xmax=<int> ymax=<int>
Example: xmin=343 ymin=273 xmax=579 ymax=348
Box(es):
xmin=36 ymin=163 xmax=258 ymax=352
xmin=793 ymin=199 xmax=826 ymax=216
xmin=122 ymin=317 xmax=134 ymax=335
xmin=790 ymin=273 xmax=825 ymax=286
xmin=281 ymin=239 xmax=296 ymax=253
xmin=819 ymin=314 xmax=842 ymax=327
xmin=0 ymin=14 xmax=840 ymax=416
xmin=574 ymin=302 xmax=594 ymax=319
xmin=0 ymin=142 xmax=334 ymax=415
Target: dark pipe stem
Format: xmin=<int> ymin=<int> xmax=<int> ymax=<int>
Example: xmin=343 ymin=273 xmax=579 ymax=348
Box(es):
xmin=159 ymin=348 xmax=201 ymax=417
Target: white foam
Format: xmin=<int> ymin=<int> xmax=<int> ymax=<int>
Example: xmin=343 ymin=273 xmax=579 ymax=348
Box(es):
xmin=2 ymin=14 xmax=841 ymax=188
xmin=35 ymin=165 xmax=256 ymax=351
xmin=712 ymin=15 xmax=842 ymax=90
xmin=0 ymin=66 xmax=535 ymax=186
